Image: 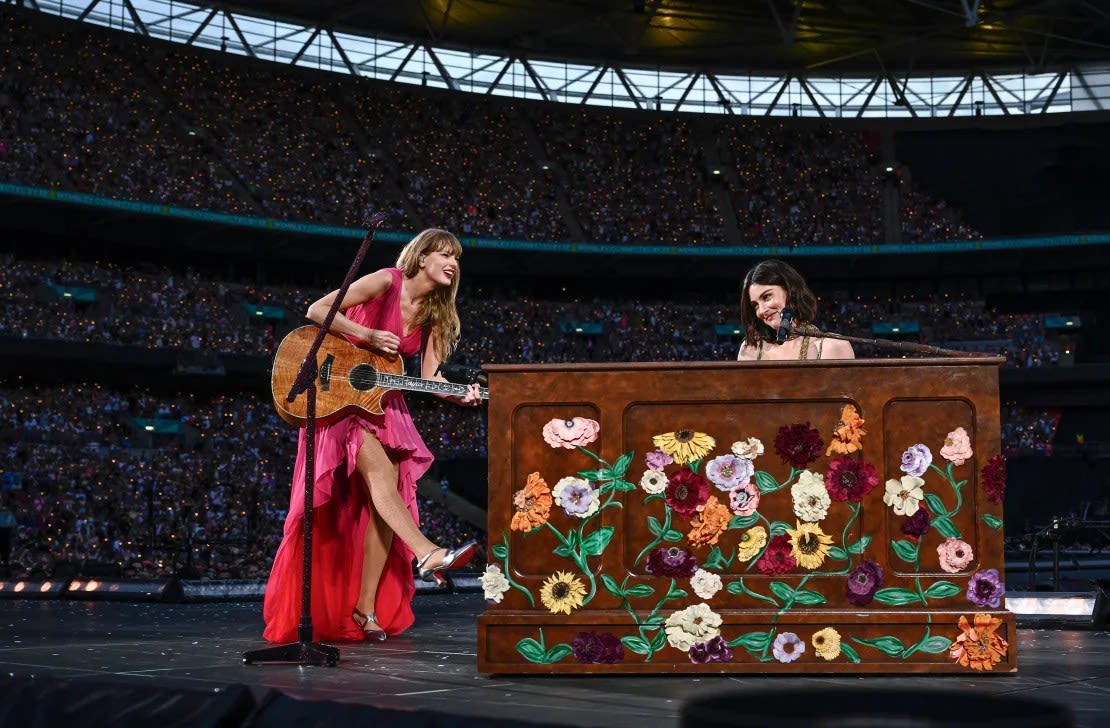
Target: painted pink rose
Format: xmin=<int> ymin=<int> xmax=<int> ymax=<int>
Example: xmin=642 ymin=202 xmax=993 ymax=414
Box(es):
xmin=940 ymin=426 xmax=973 ymax=466
xmin=937 ymin=537 xmax=975 ymax=573
xmin=542 ymin=417 xmax=600 ymax=449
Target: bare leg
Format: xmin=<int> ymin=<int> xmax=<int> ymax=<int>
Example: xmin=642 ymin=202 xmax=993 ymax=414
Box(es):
xmin=354 ymin=431 xmax=441 ymax=568
xmin=354 ymin=505 xmax=392 ymax=624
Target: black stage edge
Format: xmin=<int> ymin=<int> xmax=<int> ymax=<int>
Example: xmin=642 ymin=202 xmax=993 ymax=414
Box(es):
xmin=1 ymin=594 xmax=1108 ymax=727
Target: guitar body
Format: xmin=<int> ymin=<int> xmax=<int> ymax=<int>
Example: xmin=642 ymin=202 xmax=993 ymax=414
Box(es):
xmin=271 ymin=326 xmax=404 ymax=427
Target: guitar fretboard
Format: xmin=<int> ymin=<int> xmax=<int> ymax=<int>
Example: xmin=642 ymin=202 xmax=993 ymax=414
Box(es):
xmin=376 ymin=372 xmax=490 ymax=400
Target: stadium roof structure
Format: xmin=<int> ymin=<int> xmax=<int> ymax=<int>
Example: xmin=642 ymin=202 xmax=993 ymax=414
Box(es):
xmin=27 ymin=0 xmax=1110 ymax=115
xmin=223 ymin=0 xmax=1110 ymax=74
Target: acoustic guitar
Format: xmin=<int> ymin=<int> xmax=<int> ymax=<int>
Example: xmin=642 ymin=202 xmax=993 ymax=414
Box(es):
xmin=271 ymin=325 xmax=489 ymax=427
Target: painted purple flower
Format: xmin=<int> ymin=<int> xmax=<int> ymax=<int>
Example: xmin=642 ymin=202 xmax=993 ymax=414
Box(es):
xmin=980 ymin=454 xmax=1007 ymax=505
xmin=552 ymin=476 xmax=599 ymax=518
xmin=688 ymin=635 xmax=733 ymax=664
xmin=901 ymin=508 xmax=931 ymax=539
xmin=846 ymin=560 xmax=884 ymax=606
xmin=645 ymin=546 xmax=698 ymax=578
xmin=572 ymin=631 xmax=624 ymax=664
xmin=967 ymin=568 xmax=1005 ymax=608
xmin=772 ymin=632 xmax=805 ymax=663
xmin=645 ymin=449 xmax=674 ymax=471
xmin=900 ymin=444 xmax=933 ymax=478
xmin=705 ymin=454 xmax=754 ymax=492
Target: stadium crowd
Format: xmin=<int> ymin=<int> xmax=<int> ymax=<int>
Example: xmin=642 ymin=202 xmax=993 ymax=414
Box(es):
xmin=1 ymin=10 xmax=979 ymax=248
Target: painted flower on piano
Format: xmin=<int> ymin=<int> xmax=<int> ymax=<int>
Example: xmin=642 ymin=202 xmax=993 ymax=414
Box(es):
xmin=653 ymin=429 xmax=716 ymax=465
xmin=940 ymin=426 xmax=974 ymax=466
xmin=542 ymin=416 xmax=600 ymax=449
xmin=511 ymin=472 xmax=552 ymax=532
xmin=826 ymin=403 xmax=866 ymax=456
xmin=950 ymin=613 xmax=1008 ymax=671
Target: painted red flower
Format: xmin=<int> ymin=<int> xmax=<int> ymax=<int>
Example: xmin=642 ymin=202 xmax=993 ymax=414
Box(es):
xmin=774 ymin=422 xmax=824 ymax=469
xmin=665 ymin=468 xmax=710 ymax=519
xmin=824 ymin=456 xmax=879 ymax=502
xmin=756 ymin=535 xmax=797 ymax=576
xmin=980 ymin=454 xmax=1007 ymax=505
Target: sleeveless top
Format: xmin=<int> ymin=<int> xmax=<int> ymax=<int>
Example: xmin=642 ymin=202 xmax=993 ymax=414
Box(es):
xmin=750 ymin=336 xmax=824 ymax=360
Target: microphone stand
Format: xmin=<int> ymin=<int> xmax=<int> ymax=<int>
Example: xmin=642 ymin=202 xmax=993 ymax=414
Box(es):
xmin=788 ymin=323 xmax=994 ymax=359
xmin=243 ymin=211 xmax=388 ymax=667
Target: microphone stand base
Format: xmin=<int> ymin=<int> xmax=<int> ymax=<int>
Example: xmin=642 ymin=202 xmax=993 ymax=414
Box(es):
xmin=242 ymin=640 xmax=340 ymax=667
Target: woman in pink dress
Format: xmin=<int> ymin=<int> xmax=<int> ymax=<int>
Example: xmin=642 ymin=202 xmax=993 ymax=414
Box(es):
xmin=263 ymin=229 xmax=482 ymax=643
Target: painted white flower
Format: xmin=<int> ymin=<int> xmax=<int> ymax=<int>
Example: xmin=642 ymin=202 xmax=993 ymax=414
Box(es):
xmin=664 ymin=602 xmax=723 ymax=652
xmin=791 ymin=469 xmax=831 ymax=522
xmin=639 ymin=469 xmax=668 ymax=495
xmin=731 ymin=437 xmax=764 ymax=460
xmin=690 ymin=568 xmax=723 ymax=600
xmin=480 ymin=564 xmax=511 ymax=603
xmin=552 ymin=476 xmax=600 ymax=518
xmin=883 ymin=475 xmax=926 ymax=516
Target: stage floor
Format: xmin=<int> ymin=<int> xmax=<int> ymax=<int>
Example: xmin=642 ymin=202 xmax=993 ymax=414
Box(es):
xmin=1 ymin=594 xmax=1109 ymax=727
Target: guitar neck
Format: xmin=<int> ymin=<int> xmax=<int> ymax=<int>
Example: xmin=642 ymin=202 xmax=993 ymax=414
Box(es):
xmin=377 ymin=372 xmax=490 ymax=400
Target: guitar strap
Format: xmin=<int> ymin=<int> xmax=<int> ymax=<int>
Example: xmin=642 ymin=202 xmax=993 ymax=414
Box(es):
xmin=417 ymin=323 xmax=430 ymax=377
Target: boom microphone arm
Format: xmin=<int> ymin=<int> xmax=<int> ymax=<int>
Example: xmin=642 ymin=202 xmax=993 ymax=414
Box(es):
xmin=788 ymin=322 xmax=994 ymax=359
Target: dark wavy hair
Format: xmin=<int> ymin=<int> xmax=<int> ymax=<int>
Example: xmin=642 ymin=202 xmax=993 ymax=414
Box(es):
xmin=740 ymin=259 xmax=818 ymax=345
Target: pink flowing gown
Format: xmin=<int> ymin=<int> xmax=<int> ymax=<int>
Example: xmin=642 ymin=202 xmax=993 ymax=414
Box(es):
xmin=262 ymin=268 xmax=433 ymax=642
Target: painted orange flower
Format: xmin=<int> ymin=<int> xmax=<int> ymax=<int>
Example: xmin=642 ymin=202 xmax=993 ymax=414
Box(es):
xmin=950 ymin=613 xmax=1008 ymax=671
xmin=511 ymin=472 xmax=552 ymax=532
xmin=826 ymin=403 xmax=866 ymax=456
xmin=687 ymin=496 xmax=730 ymax=546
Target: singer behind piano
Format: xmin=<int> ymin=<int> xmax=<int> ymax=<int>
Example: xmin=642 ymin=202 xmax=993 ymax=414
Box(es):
xmin=737 ymin=259 xmax=855 ymax=361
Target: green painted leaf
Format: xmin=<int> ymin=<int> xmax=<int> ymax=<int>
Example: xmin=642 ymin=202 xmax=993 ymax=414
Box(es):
xmin=873 ymin=587 xmax=923 ymax=606
xmin=769 ymin=520 xmax=792 ymax=537
xmin=650 ymin=630 xmax=668 ymax=651
xmin=923 ymin=493 xmax=948 ymax=516
xmin=667 ymin=586 xmax=688 ymax=601
xmin=754 ymin=470 xmax=780 ymax=493
xmin=647 ymin=516 xmax=663 ymax=537
xmin=847 ymin=535 xmax=872 ymax=554
xmin=726 ymin=581 xmax=746 ymax=595
xmin=892 ymin=539 xmax=919 ymax=563
xmin=611 ymin=479 xmax=637 ymax=492
xmin=578 ymin=469 xmax=606 ymax=481
xmin=918 ymin=636 xmax=954 ymax=654
xmin=552 ymin=543 xmax=574 ymax=558
xmin=981 ymin=513 xmax=1004 ymax=530
xmin=643 ymin=615 xmax=666 ymax=628
xmin=516 ymin=637 xmax=547 ymax=663
xmin=621 ymin=635 xmax=651 ymax=655
xmin=625 ymin=583 xmax=655 ymax=598
xmin=491 ymin=543 xmax=509 ymax=560
xmin=703 ymin=547 xmax=727 ymax=571
xmin=931 ymin=515 xmax=961 ymax=540
xmin=768 ymin=581 xmax=795 ymax=603
xmin=840 ymin=642 xmax=861 ymax=663
xmin=852 ymin=635 xmax=906 ymax=658
xmin=923 ymin=580 xmax=961 ymax=600
xmin=663 ymin=529 xmax=684 ymax=542
xmin=689 ymin=459 xmax=702 ymax=474
xmin=728 ymin=631 xmax=771 ymax=651
xmin=729 ymin=514 xmax=759 ymax=530
xmin=545 ymin=644 xmax=573 ymax=663
xmin=790 ymin=589 xmax=827 ymax=606
xmin=828 ymin=546 xmax=849 ymax=561
xmin=601 ymin=574 xmax=624 ymax=598
xmin=611 ymin=451 xmax=634 ymax=479
xmin=581 ymin=526 xmax=615 ymax=557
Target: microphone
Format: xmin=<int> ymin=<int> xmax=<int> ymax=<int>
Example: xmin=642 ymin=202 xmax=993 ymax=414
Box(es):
xmin=776 ymin=308 xmax=795 ymax=345
xmin=436 ymin=362 xmax=487 ymax=386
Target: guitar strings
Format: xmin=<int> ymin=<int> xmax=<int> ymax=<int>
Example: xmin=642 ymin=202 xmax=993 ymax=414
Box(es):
xmin=270 ymin=363 xmax=487 ymax=395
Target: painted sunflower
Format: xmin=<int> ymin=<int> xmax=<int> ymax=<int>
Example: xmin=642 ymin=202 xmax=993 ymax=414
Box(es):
xmin=812 ymin=627 xmax=842 ymax=661
xmin=787 ymin=521 xmax=834 ymax=570
xmin=539 ymin=570 xmax=588 ymax=615
xmin=652 ymin=429 xmax=716 ymax=465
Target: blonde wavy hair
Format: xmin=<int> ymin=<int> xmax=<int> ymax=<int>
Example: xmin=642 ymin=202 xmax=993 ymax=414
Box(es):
xmin=395 ymin=228 xmax=463 ymax=362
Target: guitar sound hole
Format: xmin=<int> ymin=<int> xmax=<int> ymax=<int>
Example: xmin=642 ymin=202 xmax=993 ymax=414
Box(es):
xmin=349 ymin=363 xmax=379 ymax=392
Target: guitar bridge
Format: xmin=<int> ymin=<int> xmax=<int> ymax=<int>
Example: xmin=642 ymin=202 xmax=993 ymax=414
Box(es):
xmin=318 ymin=353 xmax=334 ymax=391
